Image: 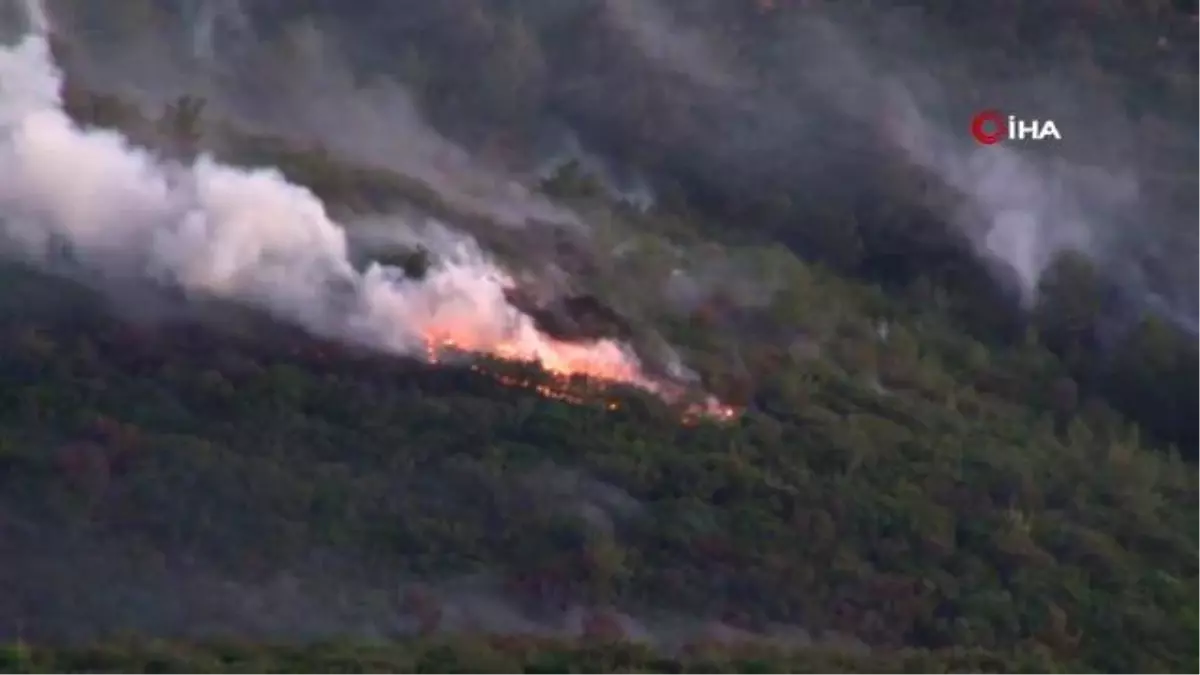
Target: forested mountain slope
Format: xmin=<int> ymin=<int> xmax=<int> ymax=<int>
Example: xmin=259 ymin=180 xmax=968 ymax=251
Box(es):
xmin=0 ymin=0 xmax=1196 ymax=673
xmin=47 ymin=0 xmax=1200 ymax=452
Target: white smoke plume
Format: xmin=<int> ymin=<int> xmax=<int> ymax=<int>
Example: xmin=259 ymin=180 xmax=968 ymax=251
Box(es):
xmin=820 ymin=23 xmax=1138 ymax=307
xmin=603 ymin=2 xmax=1163 ymax=311
xmin=0 ymin=8 xmax=673 ymax=394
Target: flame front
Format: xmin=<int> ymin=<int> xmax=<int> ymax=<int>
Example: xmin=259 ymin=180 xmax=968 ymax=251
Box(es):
xmin=420 ymin=322 xmax=739 ymax=424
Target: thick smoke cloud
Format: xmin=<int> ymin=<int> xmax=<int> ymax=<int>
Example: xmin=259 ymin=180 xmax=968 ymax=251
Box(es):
xmin=0 ymin=15 xmax=665 ymax=391
xmin=38 ymin=0 xmax=1196 ymax=331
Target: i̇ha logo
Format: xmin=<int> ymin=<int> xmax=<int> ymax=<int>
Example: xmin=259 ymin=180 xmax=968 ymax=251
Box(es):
xmin=970 ymin=109 xmax=1062 ymax=145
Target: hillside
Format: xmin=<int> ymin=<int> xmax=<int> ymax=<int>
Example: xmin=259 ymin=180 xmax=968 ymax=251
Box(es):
xmin=0 ymin=0 xmax=1197 ymax=673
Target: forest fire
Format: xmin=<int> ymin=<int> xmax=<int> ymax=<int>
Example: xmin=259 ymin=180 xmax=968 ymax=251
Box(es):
xmin=421 ymin=332 xmax=740 ymax=424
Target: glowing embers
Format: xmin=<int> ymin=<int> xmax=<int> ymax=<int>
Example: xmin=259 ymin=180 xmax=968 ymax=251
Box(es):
xmin=423 ymin=336 xmax=740 ymax=424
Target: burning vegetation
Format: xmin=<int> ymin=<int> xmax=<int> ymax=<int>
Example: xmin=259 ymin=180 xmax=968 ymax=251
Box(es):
xmin=363 ymin=264 xmax=742 ymax=424
xmin=422 ymin=334 xmax=740 ymax=426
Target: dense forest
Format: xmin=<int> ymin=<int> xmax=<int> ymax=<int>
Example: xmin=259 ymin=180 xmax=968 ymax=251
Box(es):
xmin=1 ymin=0 xmax=1197 ymax=673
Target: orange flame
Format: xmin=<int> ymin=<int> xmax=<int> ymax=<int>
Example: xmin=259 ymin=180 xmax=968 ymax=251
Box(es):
xmin=421 ymin=327 xmax=740 ymax=424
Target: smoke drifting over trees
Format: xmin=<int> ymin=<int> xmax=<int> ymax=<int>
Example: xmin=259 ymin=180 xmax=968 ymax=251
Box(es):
xmin=0 ymin=0 xmax=1196 ymax=670
xmin=51 ymin=0 xmax=1195 ymax=326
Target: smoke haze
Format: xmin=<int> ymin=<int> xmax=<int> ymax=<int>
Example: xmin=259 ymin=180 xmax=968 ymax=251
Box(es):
xmin=592 ymin=1 xmax=1175 ymax=315
xmin=38 ymin=0 xmax=1196 ymax=330
xmin=0 ymin=16 xmax=678 ymax=400
xmin=47 ymin=0 xmax=587 ymax=234
xmin=1 ymin=0 xmax=1195 ymax=653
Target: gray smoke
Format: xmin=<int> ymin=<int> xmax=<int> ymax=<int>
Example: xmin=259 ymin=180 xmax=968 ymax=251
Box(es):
xmin=37 ymin=0 xmax=1196 ymax=330
xmin=43 ymin=0 xmax=586 ymax=233
xmin=612 ymin=2 xmax=1161 ymax=305
xmin=0 ymin=6 xmax=670 ymax=393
